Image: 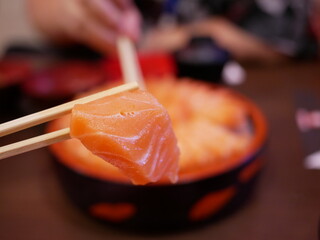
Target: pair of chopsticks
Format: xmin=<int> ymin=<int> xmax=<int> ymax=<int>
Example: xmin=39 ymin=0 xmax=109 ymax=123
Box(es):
xmin=0 ymin=37 xmax=144 ymax=160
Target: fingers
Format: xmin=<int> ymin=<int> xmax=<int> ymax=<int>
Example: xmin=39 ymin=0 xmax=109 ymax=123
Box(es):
xmin=83 ymin=0 xmax=123 ymax=30
xmin=81 ymin=0 xmax=141 ymax=52
xmin=63 ymin=3 xmax=117 ymax=54
xmin=120 ymin=7 xmax=141 ymax=41
xmin=80 ymin=19 xmax=118 ymax=54
xmin=28 ymin=0 xmax=141 ymax=55
xmin=113 ymin=0 xmax=133 ymax=9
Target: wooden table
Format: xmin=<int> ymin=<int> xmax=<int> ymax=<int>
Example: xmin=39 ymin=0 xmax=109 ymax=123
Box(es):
xmin=0 ymin=61 xmax=320 ymax=240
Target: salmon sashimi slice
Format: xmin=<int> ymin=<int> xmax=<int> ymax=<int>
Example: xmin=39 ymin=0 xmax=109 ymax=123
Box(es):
xmin=69 ymin=89 xmax=180 ymax=185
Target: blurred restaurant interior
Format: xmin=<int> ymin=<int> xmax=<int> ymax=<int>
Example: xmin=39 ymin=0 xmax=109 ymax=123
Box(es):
xmin=1 ymin=0 xmax=320 ymax=239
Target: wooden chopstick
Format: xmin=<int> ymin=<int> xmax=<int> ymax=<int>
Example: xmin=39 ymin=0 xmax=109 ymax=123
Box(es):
xmin=0 ymin=37 xmax=144 ymax=160
xmin=0 ymin=128 xmax=70 ymax=160
xmin=117 ymin=36 xmax=146 ymax=89
xmin=0 ymin=82 xmax=139 ymax=159
xmin=0 ymin=82 xmax=138 ymax=137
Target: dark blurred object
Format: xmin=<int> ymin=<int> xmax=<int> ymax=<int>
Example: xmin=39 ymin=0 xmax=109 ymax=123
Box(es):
xmin=0 ymin=58 xmax=32 ymax=120
xmin=174 ymin=36 xmax=230 ymax=83
xmin=0 ymin=85 xmax=22 ymax=121
xmin=134 ymin=0 xmax=163 ymax=27
xmin=4 ymin=43 xmax=102 ymax=61
xmin=310 ymin=1 xmax=320 ymax=58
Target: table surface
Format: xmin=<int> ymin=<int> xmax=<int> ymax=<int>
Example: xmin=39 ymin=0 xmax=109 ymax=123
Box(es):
xmin=0 ymin=61 xmax=320 ymax=240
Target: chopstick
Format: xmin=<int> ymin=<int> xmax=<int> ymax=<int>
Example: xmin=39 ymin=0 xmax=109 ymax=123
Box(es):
xmin=0 ymin=82 xmax=138 ymax=137
xmin=117 ymin=36 xmax=146 ymax=89
xmin=0 ymin=37 xmax=144 ymax=160
xmin=0 ymin=128 xmax=70 ymax=160
xmin=0 ymin=82 xmax=139 ymax=160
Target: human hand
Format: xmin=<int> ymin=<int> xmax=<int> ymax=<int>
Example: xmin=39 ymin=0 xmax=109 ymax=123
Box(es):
xmin=27 ymin=0 xmax=141 ymax=54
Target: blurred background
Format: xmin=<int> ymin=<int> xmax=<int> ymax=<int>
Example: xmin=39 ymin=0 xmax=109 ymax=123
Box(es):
xmin=1 ymin=0 xmax=319 ymax=60
xmin=1 ymin=0 xmax=320 ymax=240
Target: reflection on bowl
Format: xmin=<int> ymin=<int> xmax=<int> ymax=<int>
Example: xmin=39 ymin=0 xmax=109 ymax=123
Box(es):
xmin=47 ymin=77 xmax=267 ymax=233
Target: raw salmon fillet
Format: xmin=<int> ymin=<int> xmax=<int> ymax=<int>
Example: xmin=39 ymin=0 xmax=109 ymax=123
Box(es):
xmin=69 ymin=89 xmax=180 ymax=185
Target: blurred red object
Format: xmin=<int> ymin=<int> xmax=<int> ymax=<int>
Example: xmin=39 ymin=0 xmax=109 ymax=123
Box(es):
xmin=102 ymin=52 xmax=176 ymax=81
xmin=0 ymin=59 xmax=32 ymax=88
xmin=22 ymin=61 xmax=106 ymax=100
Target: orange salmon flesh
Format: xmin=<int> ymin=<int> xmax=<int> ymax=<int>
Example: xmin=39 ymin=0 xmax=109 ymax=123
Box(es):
xmin=69 ymin=89 xmax=180 ymax=185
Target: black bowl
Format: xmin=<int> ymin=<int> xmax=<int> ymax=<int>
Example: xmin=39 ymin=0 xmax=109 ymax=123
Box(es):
xmin=49 ymin=83 xmax=267 ymax=234
xmin=174 ymin=36 xmax=230 ymax=83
